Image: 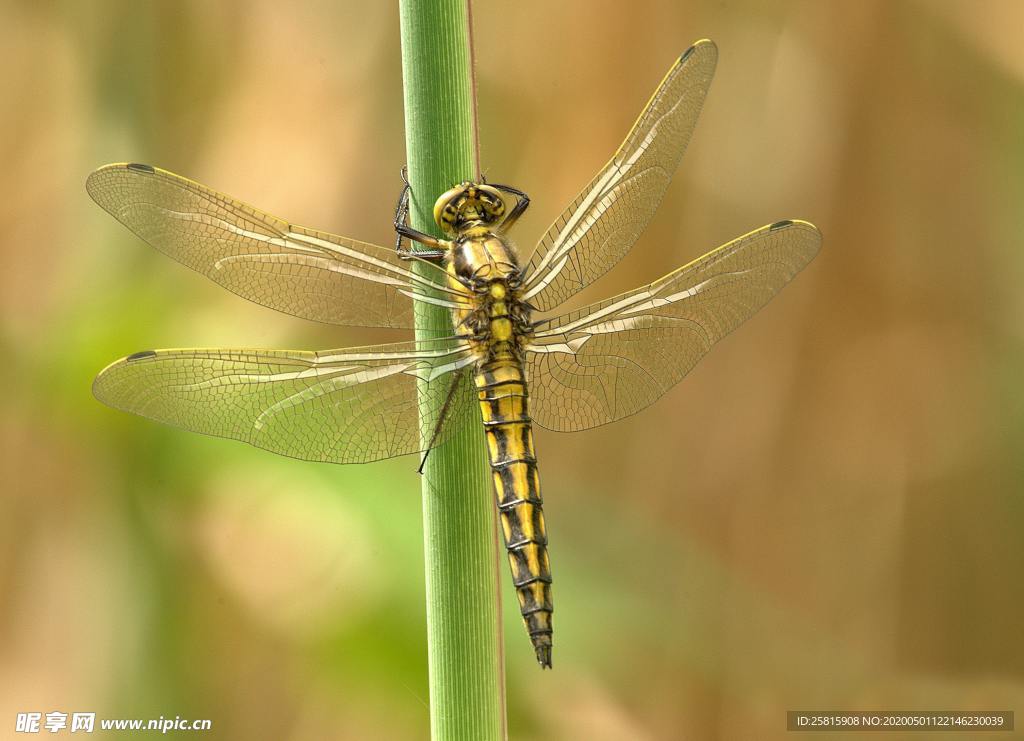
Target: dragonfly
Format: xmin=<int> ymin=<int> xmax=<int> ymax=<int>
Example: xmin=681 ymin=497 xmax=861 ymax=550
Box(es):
xmin=88 ymin=39 xmax=820 ymax=669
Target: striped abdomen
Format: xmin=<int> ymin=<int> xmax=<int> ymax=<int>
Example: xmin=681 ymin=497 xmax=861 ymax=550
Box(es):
xmin=475 ymin=346 xmax=553 ymax=669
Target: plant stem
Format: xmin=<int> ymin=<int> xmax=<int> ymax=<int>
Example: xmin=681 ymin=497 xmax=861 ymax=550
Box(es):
xmin=398 ymin=2 xmax=507 ymax=739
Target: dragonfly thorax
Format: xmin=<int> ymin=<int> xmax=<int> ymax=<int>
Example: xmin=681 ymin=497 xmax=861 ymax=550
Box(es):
xmin=449 ymin=233 xmax=522 ymax=289
xmin=446 ymin=232 xmax=531 ymax=352
xmin=434 ymin=182 xmax=506 ymax=235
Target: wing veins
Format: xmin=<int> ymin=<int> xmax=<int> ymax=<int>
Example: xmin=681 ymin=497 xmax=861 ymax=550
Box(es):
xmin=526 ymin=220 xmax=821 ymax=432
xmin=522 ymin=41 xmax=719 ymax=311
xmin=87 ymin=163 xmax=463 ymax=328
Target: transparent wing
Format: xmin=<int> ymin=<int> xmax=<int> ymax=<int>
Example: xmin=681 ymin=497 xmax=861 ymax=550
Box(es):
xmin=93 ymin=338 xmax=477 ymax=464
xmin=522 ymin=40 xmax=718 ymax=312
xmin=86 ymin=163 xmax=465 ymax=329
xmin=527 ymin=220 xmax=821 ymax=432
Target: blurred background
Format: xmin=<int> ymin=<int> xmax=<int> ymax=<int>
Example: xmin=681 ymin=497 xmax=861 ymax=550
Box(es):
xmin=3 ymin=0 xmax=1024 ymax=738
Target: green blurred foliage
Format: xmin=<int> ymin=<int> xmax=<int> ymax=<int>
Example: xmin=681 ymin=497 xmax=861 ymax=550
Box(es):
xmin=3 ymin=1 xmax=1024 ymax=739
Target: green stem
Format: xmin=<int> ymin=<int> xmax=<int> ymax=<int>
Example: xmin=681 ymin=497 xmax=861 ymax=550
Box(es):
xmin=399 ymin=2 xmax=507 ymax=739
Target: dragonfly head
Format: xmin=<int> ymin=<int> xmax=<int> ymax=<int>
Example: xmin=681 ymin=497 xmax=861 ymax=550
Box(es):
xmin=434 ymin=182 xmax=506 ymax=234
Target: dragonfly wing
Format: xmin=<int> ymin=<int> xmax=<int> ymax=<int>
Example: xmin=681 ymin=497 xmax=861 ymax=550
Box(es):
xmin=87 ymin=163 xmax=463 ymax=329
xmin=527 ymin=220 xmax=821 ymax=432
xmin=93 ymin=338 xmax=477 ymax=464
xmin=522 ymin=40 xmax=717 ymax=312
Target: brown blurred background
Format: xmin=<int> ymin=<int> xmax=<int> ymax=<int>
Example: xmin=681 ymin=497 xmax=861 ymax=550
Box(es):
xmin=3 ymin=1 xmax=1024 ymax=738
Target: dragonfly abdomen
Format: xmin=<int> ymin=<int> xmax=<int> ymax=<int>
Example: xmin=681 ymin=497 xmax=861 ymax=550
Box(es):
xmin=474 ymin=349 xmax=553 ymax=669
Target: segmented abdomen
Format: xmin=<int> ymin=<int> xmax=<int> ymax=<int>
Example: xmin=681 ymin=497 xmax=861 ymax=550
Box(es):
xmin=475 ymin=348 xmax=553 ymax=669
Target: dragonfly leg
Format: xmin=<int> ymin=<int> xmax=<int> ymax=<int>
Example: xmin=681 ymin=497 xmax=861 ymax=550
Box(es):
xmin=489 ymin=182 xmax=531 ymax=231
xmin=418 ymin=369 xmax=466 ymax=474
xmin=395 ymin=166 xmax=449 ymax=262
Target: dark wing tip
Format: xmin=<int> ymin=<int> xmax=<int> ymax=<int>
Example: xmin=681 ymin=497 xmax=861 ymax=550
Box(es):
xmin=767 ymin=219 xmax=823 ymax=263
xmin=681 ymin=38 xmax=718 ymax=63
xmin=86 ymin=162 xmax=157 ymax=206
xmin=770 ymin=218 xmax=822 ymax=238
xmin=126 ymin=349 xmax=158 ymax=361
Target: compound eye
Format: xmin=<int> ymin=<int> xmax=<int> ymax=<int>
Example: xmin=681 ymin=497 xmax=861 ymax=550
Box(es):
xmin=442 ymin=203 xmax=459 ymax=229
